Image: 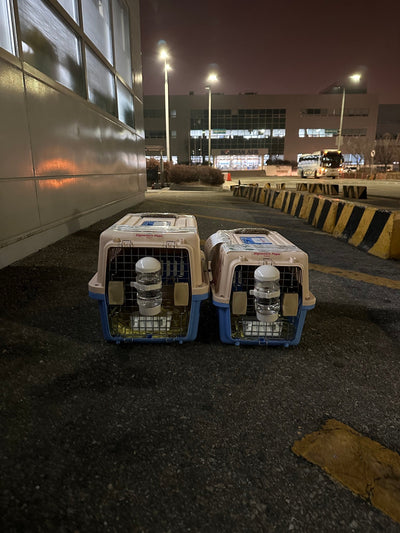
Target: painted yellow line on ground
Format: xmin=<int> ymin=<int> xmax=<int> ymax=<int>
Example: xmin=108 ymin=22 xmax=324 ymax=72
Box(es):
xmin=310 ymin=263 xmax=400 ymax=290
xmin=292 ymin=419 xmax=400 ymax=523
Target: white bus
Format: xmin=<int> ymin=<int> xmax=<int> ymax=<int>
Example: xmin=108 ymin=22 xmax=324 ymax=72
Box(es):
xmin=297 ymin=149 xmax=344 ymax=178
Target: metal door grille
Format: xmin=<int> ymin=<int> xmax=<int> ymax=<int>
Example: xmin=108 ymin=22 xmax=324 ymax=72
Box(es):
xmin=230 ymin=264 xmax=302 ymax=340
xmin=106 ymin=246 xmax=191 ymax=338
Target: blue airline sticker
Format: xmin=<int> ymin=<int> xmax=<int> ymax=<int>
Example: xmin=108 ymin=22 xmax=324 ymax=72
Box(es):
xmin=240 ymin=236 xmax=272 ymax=245
xmin=141 ymin=221 xmax=171 ymax=226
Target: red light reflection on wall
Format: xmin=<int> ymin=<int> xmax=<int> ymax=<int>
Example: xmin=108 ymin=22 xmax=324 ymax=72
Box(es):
xmin=39 ymin=177 xmax=78 ymax=189
xmin=37 ymin=158 xmax=79 ymax=176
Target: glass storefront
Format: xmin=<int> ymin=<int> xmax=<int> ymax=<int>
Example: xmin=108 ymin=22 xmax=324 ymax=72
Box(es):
xmin=214 ymin=154 xmax=263 ymax=171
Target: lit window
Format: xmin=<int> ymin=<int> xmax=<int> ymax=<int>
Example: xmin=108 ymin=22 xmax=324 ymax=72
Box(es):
xmin=307 ymin=129 xmax=324 ymax=137
xmin=299 ymin=129 xmax=305 ymax=137
xmin=325 ymin=129 xmax=337 ymax=137
xmin=0 ymin=0 xmax=16 ymax=54
xmin=86 ymin=48 xmax=116 ymax=116
xmin=112 ymin=0 xmax=132 ymax=87
xmin=117 ymin=80 xmax=134 ymax=127
xmin=18 ymin=0 xmax=85 ymax=96
xmin=82 ymin=0 xmax=113 ymax=64
xmin=272 ymin=129 xmax=285 ymax=137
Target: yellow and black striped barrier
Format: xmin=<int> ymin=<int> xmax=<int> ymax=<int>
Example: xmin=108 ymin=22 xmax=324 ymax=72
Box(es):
xmin=232 ymin=185 xmax=400 ymax=259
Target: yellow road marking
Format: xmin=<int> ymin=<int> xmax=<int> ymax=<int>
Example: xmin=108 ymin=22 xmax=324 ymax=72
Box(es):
xmin=292 ymin=419 xmax=400 ymax=523
xmin=310 ymin=263 xmax=400 ymax=290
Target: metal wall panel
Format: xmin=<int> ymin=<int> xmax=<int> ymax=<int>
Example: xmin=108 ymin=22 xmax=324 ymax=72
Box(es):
xmin=0 ymin=59 xmax=33 ymax=179
xmin=25 ymin=75 xmax=141 ymax=177
xmin=36 ymin=174 xmax=141 ymax=225
xmin=0 ymin=0 xmax=146 ymax=268
xmin=0 ymin=178 xmax=41 ymax=241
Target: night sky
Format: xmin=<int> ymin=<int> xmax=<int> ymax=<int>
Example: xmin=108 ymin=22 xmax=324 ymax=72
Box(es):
xmin=139 ymin=0 xmax=400 ymax=104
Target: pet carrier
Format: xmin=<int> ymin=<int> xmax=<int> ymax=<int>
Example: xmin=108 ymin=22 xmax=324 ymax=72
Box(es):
xmin=205 ymin=228 xmax=316 ymax=346
xmin=89 ymin=213 xmax=209 ymax=343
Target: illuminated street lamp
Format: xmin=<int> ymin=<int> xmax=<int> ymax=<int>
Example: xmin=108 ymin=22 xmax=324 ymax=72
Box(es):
xmin=206 ymin=73 xmax=218 ymax=165
xmin=159 ymin=48 xmax=171 ymax=162
xmin=337 ymin=73 xmax=361 ymax=151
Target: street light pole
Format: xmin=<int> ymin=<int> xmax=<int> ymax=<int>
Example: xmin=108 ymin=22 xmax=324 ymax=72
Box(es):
xmin=160 ymin=49 xmax=171 ymax=163
xmin=206 ymin=73 xmax=218 ymax=166
xmin=207 ymin=85 xmax=212 ymax=165
xmin=338 ymin=87 xmax=346 ymax=151
xmin=337 ymin=73 xmax=361 ymax=152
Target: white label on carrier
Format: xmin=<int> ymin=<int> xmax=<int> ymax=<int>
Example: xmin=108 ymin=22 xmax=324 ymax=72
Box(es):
xmin=240 ymin=236 xmax=272 ymax=245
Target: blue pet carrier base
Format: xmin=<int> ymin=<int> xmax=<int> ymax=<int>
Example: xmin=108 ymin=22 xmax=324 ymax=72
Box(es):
xmin=213 ymin=300 xmax=314 ymax=347
xmin=205 ymin=228 xmax=316 ymax=347
xmin=89 ymin=291 xmax=208 ymax=344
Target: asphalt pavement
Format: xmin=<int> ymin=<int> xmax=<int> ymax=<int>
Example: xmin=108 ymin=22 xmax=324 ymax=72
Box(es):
xmin=1 ymin=188 xmax=400 ymax=532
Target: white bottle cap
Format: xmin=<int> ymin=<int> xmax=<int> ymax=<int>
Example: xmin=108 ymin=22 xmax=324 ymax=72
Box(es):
xmin=135 ymin=257 xmax=161 ymax=273
xmin=254 ymin=264 xmax=280 ymax=282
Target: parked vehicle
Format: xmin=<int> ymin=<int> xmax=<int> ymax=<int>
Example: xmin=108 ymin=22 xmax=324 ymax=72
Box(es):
xmin=297 ymin=150 xmax=344 ymax=178
xmin=343 ymin=166 xmax=358 ymax=174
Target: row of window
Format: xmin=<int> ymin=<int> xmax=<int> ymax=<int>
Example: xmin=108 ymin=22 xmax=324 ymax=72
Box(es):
xmin=0 ymin=0 xmax=135 ymax=128
xmin=300 ymin=108 xmax=369 ymax=117
xmin=144 ymin=107 xmax=369 ymax=122
xmin=191 ymin=119 xmax=286 ymax=130
xmin=146 ymin=128 xmax=368 ymax=141
xmin=192 ymin=109 xmax=286 ymax=118
xmin=145 ymin=129 xmax=286 ymax=140
xmin=190 ymin=129 xmax=285 ymax=139
xmin=191 ymin=109 xmax=286 ymax=130
xmin=299 ymin=128 xmax=367 ymax=137
xmin=190 ymin=137 xmax=285 ymax=152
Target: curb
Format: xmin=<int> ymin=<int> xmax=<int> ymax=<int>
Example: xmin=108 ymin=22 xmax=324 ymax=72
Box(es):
xmin=233 ymin=185 xmax=400 ymax=260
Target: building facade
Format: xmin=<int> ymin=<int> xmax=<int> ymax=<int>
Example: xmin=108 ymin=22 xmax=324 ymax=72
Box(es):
xmin=377 ymin=104 xmax=400 ymax=138
xmin=144 ymin=92 xmax=379 ymax=170
xmin=0 ymin=0 xmax=146 ymax=268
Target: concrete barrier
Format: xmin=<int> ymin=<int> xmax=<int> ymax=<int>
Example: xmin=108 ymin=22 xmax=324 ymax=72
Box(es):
xmin=343 ymin=185 xmax=367 ymax=199
xmin=233 ymin=185 xmax=400 ymax=260
xmin=296 ymin=183 xmax=340 ymax=196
